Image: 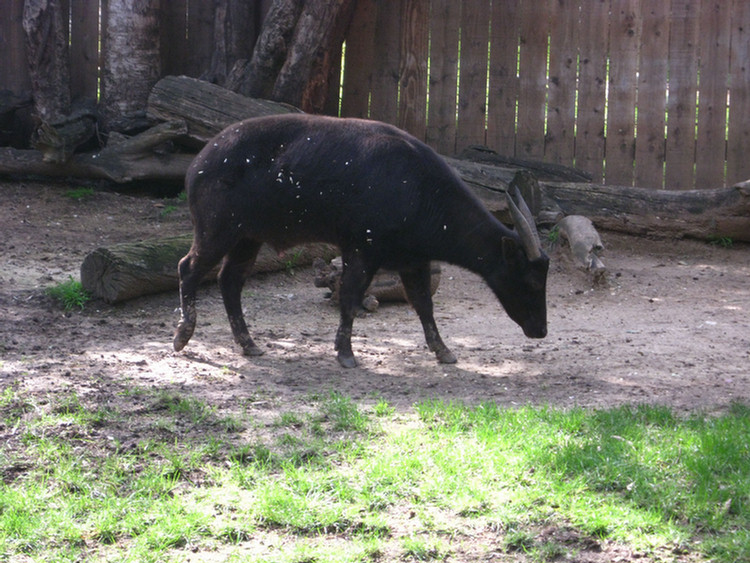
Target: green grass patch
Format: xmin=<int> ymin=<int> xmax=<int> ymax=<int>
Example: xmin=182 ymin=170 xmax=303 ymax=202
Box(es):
xmin=45 ymin=276 xmax=91 ymax=311
xmin=1 ymin=387 xmax=749 ymax=562
xmin=64 ymin=187 xmax=95 ymax=200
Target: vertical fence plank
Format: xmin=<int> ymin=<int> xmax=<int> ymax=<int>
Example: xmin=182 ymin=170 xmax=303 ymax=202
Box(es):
xmin=1 ymin=0 xmax=31 ymax=93
xmin=516 ymin=0 xmax=550 ymax=159
xmin=634 ymin=2 xmax=669 ymax=188
xmin=398 ymin=0 xmax=428 ymax=138
xmin=486 ymin=0 xmax=520 ymax=156
xmin=727 ymin=0 xmax=750 ymax=185
xmin=665 ymin=0 xmax=699 ymax=189
xmin=70 ymin=1 xmax=101 ymax=100
xmin=574 ymin=0 xmax=608 ymax=182
xmin=161 ymin=0 xmax=188 ymax=77
xmin=695 ymin=1 xmax=731 ymax=188
xmin=605 ymin=0 xmax=641 ymax=186
xmin=2 ymin=0 xmax=748 ymax=191
xmin=426 ymin=0 xmax=460 ymax=154
xmin=545 ymin=0 xmax=579 ymax=165
xmin=341 ymin=0 xmax=377 ymax=118
xmin=454 ymin=0 xmax=490 ymax=151
xmin=369 ymin=0 xmax=401 ymax=124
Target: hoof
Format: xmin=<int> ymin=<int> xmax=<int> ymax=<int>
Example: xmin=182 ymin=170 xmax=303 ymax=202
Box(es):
xmin=173 ymin=330 xmax=191 ymax=352
xmin=435 ymin=349 xmax=457 ymax=364
xmin=242 ymin=344 xmax=265 ymax=357
xmin=337 ymin=352 xmax=359 ymax=369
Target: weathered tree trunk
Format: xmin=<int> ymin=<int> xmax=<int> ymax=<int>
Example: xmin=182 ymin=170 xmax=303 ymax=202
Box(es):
xmin=22 ymin=0 xmax=97 ymax=162
xmin=147 ymin=75 xmax=301 ymax=144
xmin=203 ymin=0 xmax=258 ymax=87
xmin=80 ymin=236 xmax=337 ymax=304
xmin=22 ymin=0 xmax=71 ymax=123
xmin=101 ymin=0 xmax=160 ymax=133
xmin=228 ymin=0 xmax=304 ymax=98
xmin=227 ymin=0 xmax=354 ymax=113
xmin=273 ymin=0 xmax=355 ymax=113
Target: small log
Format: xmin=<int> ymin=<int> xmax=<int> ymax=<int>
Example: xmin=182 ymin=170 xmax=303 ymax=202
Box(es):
xmin=81 ymin=235 xmax=337 ymax=303
xmin=147 ymin=75 xmax=302 ymax=144
xmin=313 ymin=257 xmax=441 ymax=311
xmin=556 ymin=215 xmax=606 ymax=274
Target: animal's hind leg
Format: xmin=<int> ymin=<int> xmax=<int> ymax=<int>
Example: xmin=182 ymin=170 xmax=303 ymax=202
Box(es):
xmin=218 ymin=239 xmax=264 ymax=356
xmin=174 ymin=243 xmax=225 ymax=352
xmin=399 ymin=263 xmax=457 ymax=364
xmin=335 ymin=250 xmax=377 ymax=368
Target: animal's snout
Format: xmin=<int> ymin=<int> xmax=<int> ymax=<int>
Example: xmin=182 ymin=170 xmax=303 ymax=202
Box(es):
xmin=523 ymin=322 xmax=547 ymax=339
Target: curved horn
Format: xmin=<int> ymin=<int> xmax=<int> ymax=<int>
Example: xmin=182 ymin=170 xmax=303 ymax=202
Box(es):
xmin=506 ymin=186 xmax=543 ymax=260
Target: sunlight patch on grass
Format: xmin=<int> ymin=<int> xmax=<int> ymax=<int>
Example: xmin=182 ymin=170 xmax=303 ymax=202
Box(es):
xmin=1 ymin=387 xmax=749 ymax=562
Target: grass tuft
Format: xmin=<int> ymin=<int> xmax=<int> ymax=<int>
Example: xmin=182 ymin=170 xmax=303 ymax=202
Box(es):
xmin=45 ymin=276 xmax=91 ymax=311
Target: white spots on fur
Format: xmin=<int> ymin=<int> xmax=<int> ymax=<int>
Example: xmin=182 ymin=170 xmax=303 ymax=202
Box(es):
xmin=197 ymin=170 xmax=204 ymax=175
xmin=223 ymin=158 xmax=228 ymax=163
xmin=443 ymin=225 xmax=448 ymax=230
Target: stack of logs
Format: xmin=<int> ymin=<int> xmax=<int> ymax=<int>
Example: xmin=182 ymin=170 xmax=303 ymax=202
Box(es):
xmin=2 ymin=75 xmax=749 ymax=303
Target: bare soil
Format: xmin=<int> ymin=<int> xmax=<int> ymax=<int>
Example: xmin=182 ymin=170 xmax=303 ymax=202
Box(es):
xmin=2 ymin=179 xmax=748 ymax=414
xmin=1 ymin=179 xmax=748 ymax=561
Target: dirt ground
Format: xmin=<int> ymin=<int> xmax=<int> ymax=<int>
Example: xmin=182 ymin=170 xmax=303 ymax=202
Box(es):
xmin=1 ymin=179 xmax=748 ymax=417
xmin=1 ymin=178 xmax=749 ymax=562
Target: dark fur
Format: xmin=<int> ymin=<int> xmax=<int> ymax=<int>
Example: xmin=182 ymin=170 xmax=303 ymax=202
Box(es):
xmin=174 ymin=114 xmax=549 ymax=367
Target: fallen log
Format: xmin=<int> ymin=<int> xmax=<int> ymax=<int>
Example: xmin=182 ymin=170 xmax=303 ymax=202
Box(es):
xmin=3 ymin=75 xmax=749 ymax=242
xmin=544 ymin=180 xmax=750 ymax=242
xmin=0 ymin=120 xmax=193 ymax=183
xmin=80 ymin=236 xmax=337 ymax=303
xmin=445 ymin=156 xmax=750 ymax=242
xmin=146 ymin=75 xmax=302 ymax=144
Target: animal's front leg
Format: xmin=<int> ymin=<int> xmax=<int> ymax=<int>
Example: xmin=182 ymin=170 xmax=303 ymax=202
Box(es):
xmin=400 ymin=264 xmax=457 ymax=364
xmin=335 ymin=250 xmax=376 ymax=368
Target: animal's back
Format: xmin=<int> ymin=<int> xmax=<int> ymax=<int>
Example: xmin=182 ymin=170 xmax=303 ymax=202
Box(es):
xmin=186 ymin=114 xmax=483 ymax=264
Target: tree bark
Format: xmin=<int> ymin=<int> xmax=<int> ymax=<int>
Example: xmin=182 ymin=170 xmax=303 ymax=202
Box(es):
xmin=228 ymin=0 xmax=304 ymax=98
xmin=203 ymin=0 xmax=258 ymax=87
xmin=272 ymin=0 xmax=355 ymax=113
xmin=444 ymin=156 xmax=750 ymax=242
xmin=80 ymin=235 xmax=338 ymax=303
xmin=101 ymin=0 xmax=161 ymax=133
xmin=147 ymin=75 xmax=302 ymax=144
xmin=22 ymin=0 xmax=71 ymax=123
xmin=228 ymin=0 xmax=354 ymax=113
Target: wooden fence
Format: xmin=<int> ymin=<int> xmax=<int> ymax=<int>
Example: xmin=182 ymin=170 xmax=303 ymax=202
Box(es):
xmin=2 ymin=0 xmax=749 ymax=190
